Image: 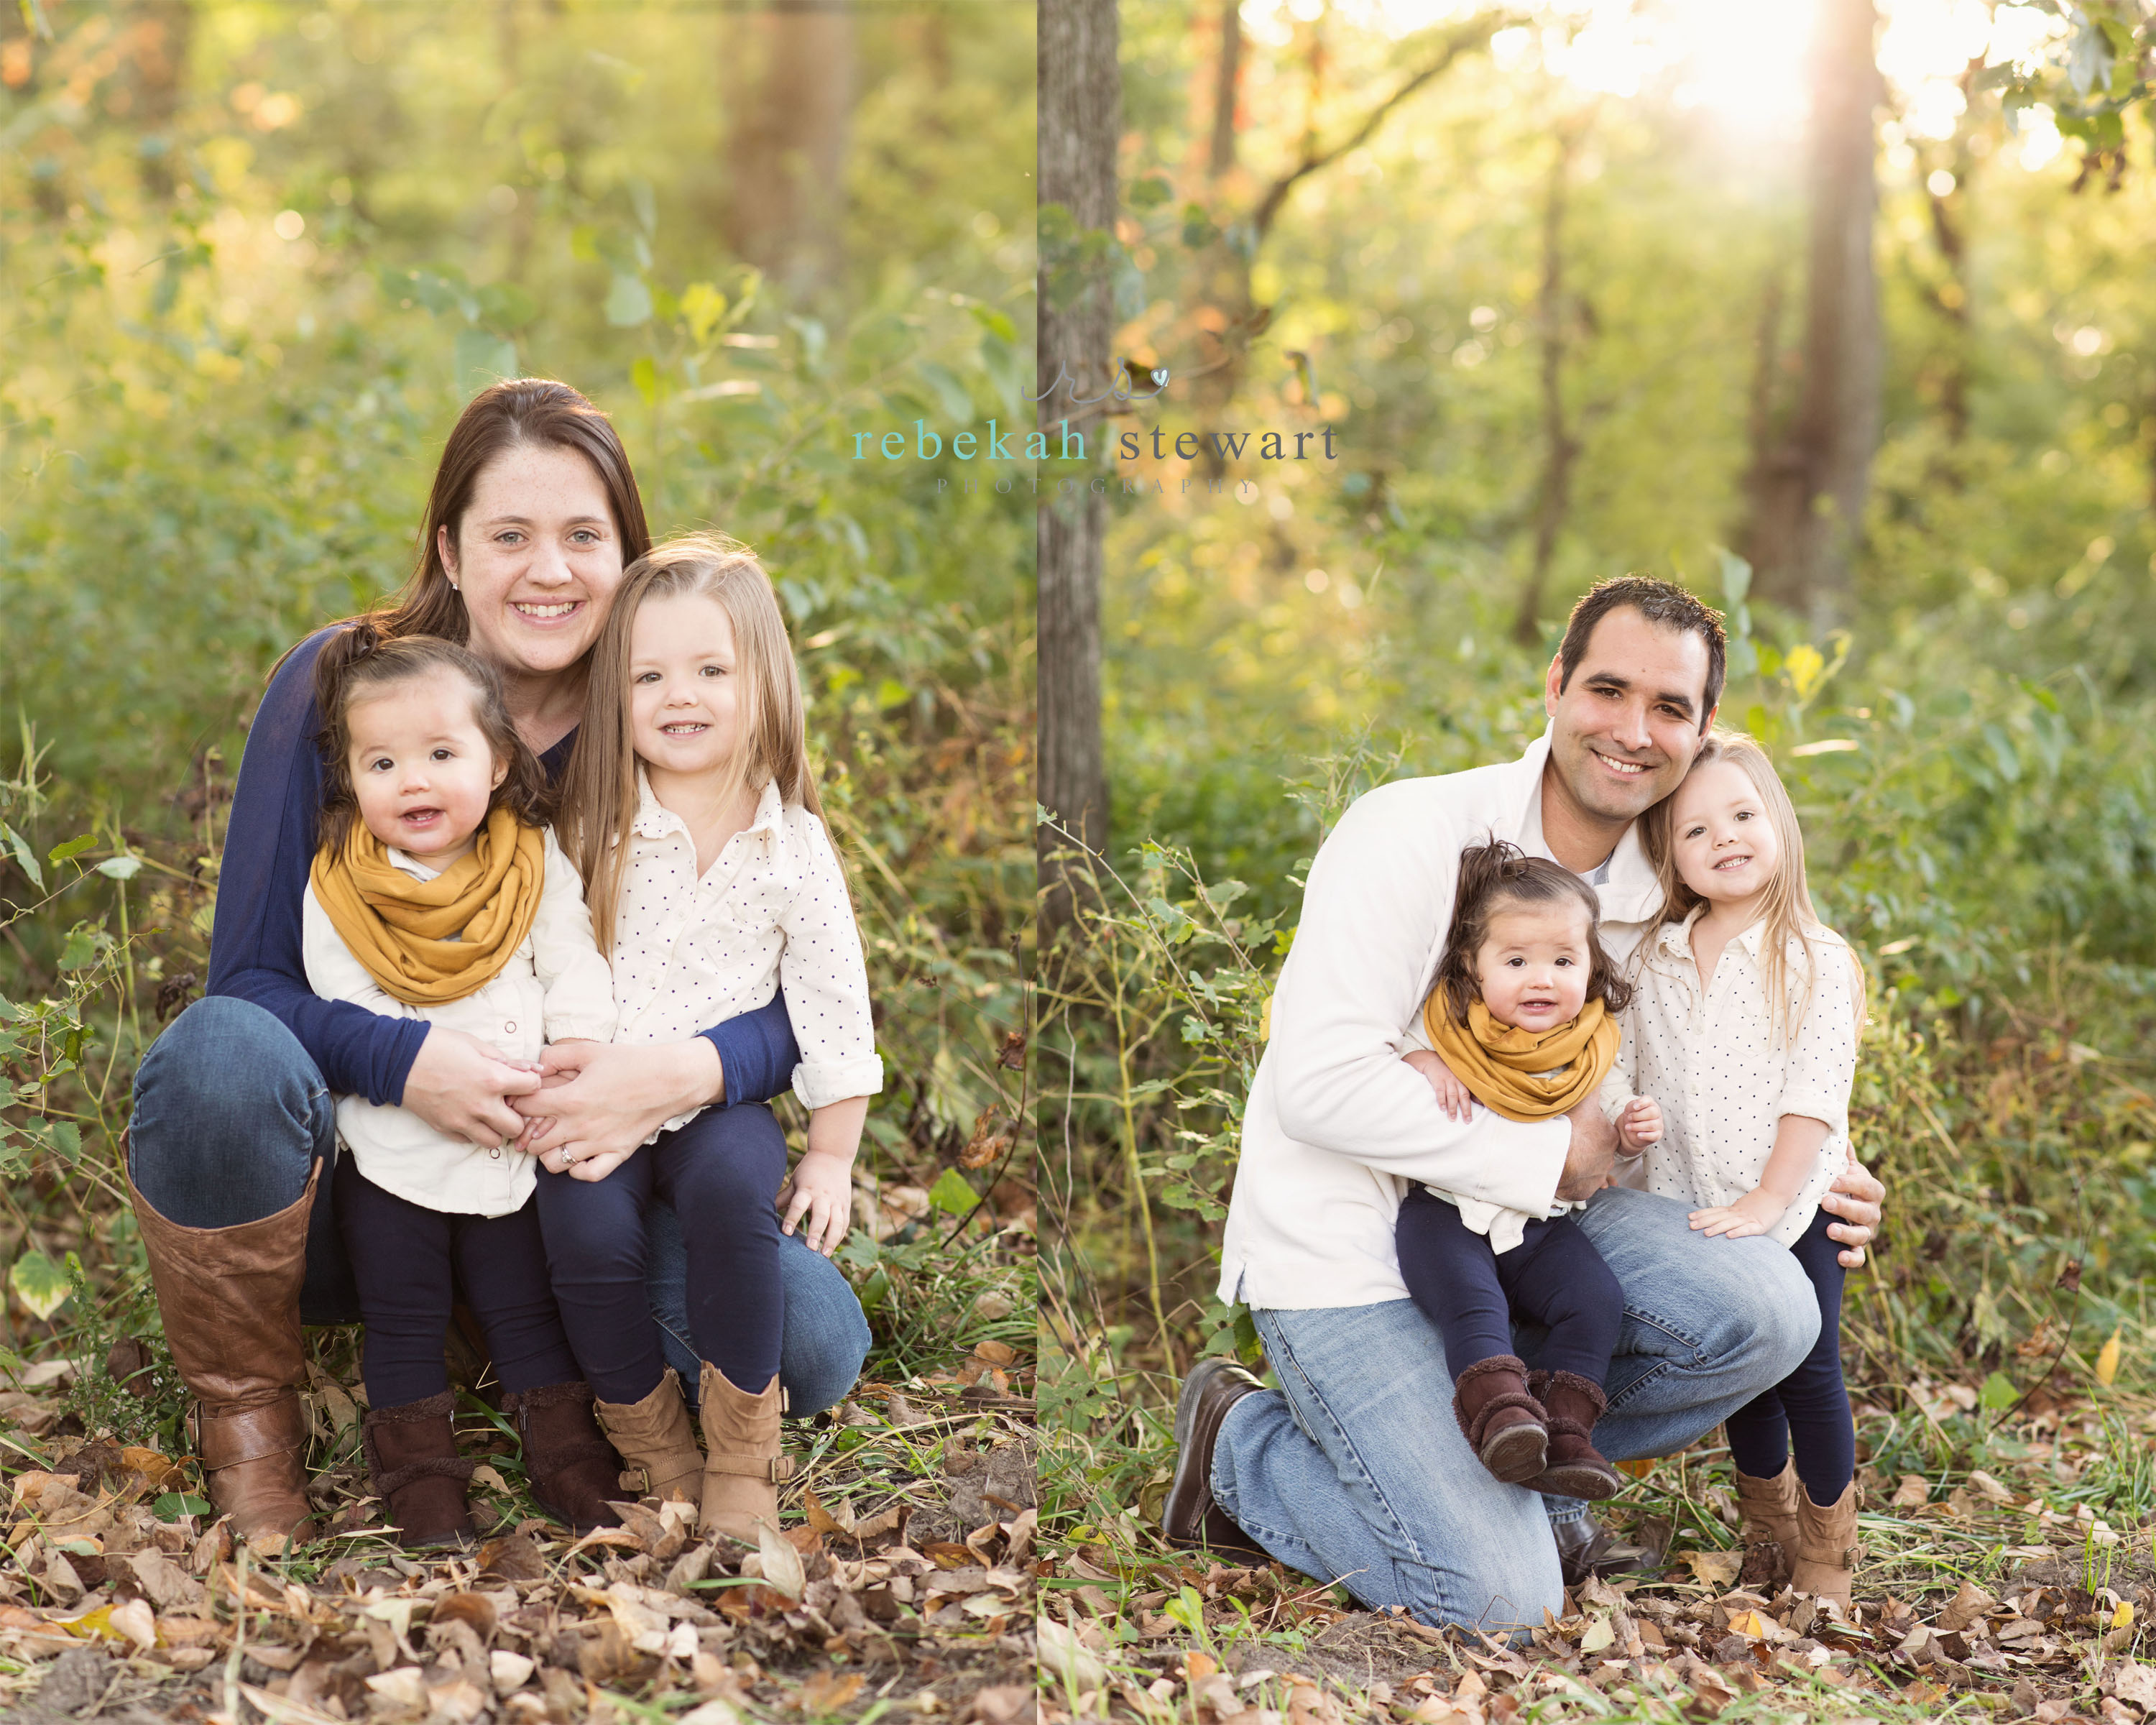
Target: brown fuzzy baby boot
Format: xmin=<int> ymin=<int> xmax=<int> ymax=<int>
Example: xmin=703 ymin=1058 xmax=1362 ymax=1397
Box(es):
xmin=363 ymin=1392 xmax=476 ymax=1551
xmin=1452 ymin=1355 xmax=1548 ymax=1485
xmin=1524 ymin=1371 xmax=1623 ymax=1501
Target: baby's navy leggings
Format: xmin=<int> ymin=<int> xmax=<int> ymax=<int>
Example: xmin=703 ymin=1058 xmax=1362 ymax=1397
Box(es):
xmin=1393 ymin=1184 xmax=1625 ymax=1386
xmin=332 ymin=1154 xmax=581 ymax=1409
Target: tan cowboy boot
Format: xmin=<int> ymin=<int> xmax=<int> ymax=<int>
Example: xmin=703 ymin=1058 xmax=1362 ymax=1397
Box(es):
xmin=1790 ymin=1481 xmax=1861 ymax=1615
xmin=129 ymin=1164 xmax=318 ymax=1552
xmin=1734 ymin=1459 xmax=1802 ymax=1588
xmin=594 ymin=1369 xmax=701 ymax=1506
xmin=696 ymin=1362 xmax=792 ymax=1542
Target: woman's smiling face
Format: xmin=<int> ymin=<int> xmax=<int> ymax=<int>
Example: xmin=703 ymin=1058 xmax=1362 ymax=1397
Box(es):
xmin=440 ymin=440 xmax=625 ymax=681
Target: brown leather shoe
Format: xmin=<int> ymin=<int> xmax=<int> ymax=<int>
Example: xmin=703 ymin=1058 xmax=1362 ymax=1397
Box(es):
xmin=1552 ymin=1511 xmax=1665 ymax=1586
xmin=1734 ymin=1458 xmax=1801 ymax=1588
xmin=1524 ymin=1371 xmax=1622 ymax=1500
xmin=1160 ymin=1359 xmax=1271 ymax=1563
xmin=507 ymin=1380 xmax=630 ymax=1535
xmin=128 ymin=1157 xmax=318 ymax=1552
xmin=1453 ymin=1355 xmax=1547 ymax=1485
xmin=696 ymin=1363 xmax=791 ymax=1542
xmin=364 ymin=1392 xmax=476 ymax=1550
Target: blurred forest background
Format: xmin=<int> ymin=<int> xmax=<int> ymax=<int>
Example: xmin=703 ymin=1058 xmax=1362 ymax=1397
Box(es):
xmin=0 ymin=0 xmax=1034 ymax=1463
xmin=1042 ymin=0 xmax=2156 ymax=1598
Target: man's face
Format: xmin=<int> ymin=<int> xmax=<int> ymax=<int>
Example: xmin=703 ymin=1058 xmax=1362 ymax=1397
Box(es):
xmin=1544 ymin=607 xmax=1714 ymax=827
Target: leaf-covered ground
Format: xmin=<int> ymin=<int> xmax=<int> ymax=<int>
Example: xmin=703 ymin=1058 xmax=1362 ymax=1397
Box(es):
xmin=0 ymin=1346 xmax=1036 ymax=1725
xmin=1041 ymin=1381 xmax=2156 ymax=1724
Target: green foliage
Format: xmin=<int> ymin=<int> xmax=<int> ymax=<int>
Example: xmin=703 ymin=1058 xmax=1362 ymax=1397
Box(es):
xmin=0 ymin=3 xmax=1035 ymax=1418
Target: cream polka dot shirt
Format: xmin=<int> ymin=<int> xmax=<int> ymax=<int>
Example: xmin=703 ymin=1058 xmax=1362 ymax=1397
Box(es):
xmin=1602 ymin=906 xmax=1859 ymax=1248
xmin=612 ymin=771 xmax=883 ymax=1123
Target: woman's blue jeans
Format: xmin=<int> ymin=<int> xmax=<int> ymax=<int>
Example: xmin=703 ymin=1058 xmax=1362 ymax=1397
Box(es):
xmin=1210 ymin=1186 xmax=1820 ymax=1636
xmin=127 ymin=996 xmax=871 ymax=1417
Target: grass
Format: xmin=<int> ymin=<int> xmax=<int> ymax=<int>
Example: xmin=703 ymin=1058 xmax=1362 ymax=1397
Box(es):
xmin=1039 ymin=1376 xmax=2156 ymax=1722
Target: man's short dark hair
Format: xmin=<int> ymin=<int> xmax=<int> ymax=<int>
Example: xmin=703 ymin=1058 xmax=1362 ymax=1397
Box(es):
xmin=1554 ymin=576 xmax=1726 ymax=732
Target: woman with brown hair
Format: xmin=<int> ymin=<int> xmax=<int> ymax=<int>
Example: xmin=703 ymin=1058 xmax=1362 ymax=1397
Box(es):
xmin=124 ymin=380 xmax=871 ymax=1551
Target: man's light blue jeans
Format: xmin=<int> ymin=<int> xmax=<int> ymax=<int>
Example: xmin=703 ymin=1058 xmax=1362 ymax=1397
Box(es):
xmin=128 ymin=996 xmax=871 ymax=1416
xmin=1210 ymin=1186 xmax=1818 ymax=1634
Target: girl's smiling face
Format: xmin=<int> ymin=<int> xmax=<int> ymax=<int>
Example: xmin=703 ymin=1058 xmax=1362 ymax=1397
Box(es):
xmin=629 ymin=592 xmax=746 ymax=781
xmin=1473 ymin=901 xmax=1593 ymax=1033
xmin=1669 ymin=757 xmax=1783 ymax=911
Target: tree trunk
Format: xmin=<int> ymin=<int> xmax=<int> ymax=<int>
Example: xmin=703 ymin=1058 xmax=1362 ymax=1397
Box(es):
xmin=1512 ymin=122 xmax=1585 ymax=647
xmin=1742 ymin=0 xmax=1884 ymax=624
xmin=1919 ymin=60 xmax=1986 ymax=454
xmin=1036 ymin=0 xmax=1118 ymax=936
xmin=722 ymin=1 xmax=855 ymax=295
xmin=1737 ymin=265 xmax=1789 ymax=570
xmin=498 ymin=1 xmax=537 ymax=281
xmin=131 ymin=0 xmax=192 ymax=199
xmin=1208 ymin=0 xmax=1242 ymax=179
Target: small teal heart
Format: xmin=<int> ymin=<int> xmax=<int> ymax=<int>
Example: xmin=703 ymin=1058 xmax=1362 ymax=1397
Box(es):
xmin=1151 ymin=368 xmax=1170 ymax=386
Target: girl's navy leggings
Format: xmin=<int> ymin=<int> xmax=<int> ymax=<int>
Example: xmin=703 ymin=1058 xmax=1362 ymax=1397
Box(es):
xmin=331 ymin=1154 xmax=581 ymax=1409
xmin=535 ymin=1102 xmax=789 ymax=1404
xmin=1723 ymin=1205 xmax=1854 ymax=1504
xmin=1393 ymin=1185 xmax=1624 ymax=1385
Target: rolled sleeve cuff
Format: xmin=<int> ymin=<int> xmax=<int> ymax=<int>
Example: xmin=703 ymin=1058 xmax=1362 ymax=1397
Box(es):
xmin=791 ymin=1057 xmax=885 ymax=1112
xmin=1774 ymin=1089 xmax=1848 ymax=1136
xmin=544 ymin=1016 xmax=617 ymax=1045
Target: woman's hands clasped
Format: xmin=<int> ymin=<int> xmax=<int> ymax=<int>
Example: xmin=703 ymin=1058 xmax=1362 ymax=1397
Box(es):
xmin=510 ymin=1039 xmax=725 ymax=1169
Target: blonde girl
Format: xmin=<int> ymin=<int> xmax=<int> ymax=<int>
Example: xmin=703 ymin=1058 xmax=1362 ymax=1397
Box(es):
xmin=544 ymin=534 xmax=881 ymax=1541
xmin=1610 ymin=731 xmax=1866 ymax=1610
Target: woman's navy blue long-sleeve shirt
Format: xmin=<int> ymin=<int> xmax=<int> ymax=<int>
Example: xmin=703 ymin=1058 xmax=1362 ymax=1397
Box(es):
xmin=205 ymin=627 xmax=800 ymax=1107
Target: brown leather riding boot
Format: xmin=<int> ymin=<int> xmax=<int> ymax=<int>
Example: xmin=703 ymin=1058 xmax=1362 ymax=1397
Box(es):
xmin=696 ymin=1362 xmax=792 ymax=1542
xmin=1790 ymin=1481 xmax=1861 ymax=1616
xmin=593 ymin=1369 xmax=701 ymax=1506
xmin=1452 ymin=1355 xmax=1547 ymax=1485
xmin=506 ymin=1380 xmax=631 ymax=1535
xmin=364 ymin=1392 xmax=476 ymax=1550
xmin=1526 ymin=1371 xmax=1623 ymax=1500
xmin=128 ymin=1162 xmax=318 ymax=1552
xmin=1734 ymin=1458 xmax=1802 ymax=1588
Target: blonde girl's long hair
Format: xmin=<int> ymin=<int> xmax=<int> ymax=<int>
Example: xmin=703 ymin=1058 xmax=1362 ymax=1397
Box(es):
xmin=1641 ymin=731 xmax=1867 ymax=1046
xmin=555 ymin=533 xmax=823 ymax=955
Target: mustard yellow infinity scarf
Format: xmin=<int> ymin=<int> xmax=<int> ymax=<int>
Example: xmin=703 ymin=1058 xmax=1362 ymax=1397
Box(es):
xmin=1420 ymin=995 xmax=1620 ymax=1123
xmin=309 ymin=807 xmax=545 ymax=1006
